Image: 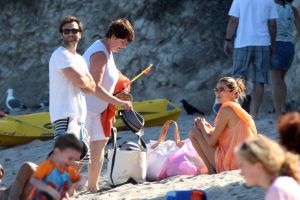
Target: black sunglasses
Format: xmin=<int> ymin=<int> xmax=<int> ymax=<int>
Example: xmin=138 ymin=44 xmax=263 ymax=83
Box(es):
xmin=62 ymin=28 xmax=80 ymax=35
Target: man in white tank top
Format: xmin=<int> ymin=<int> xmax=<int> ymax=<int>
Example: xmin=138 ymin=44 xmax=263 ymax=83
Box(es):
xmin=83 ymin=19 xmax=134 ymax=192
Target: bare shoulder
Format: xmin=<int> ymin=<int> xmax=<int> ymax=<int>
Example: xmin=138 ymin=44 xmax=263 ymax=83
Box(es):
xmin=90 ymin=51 xmax=107 ymax=63
xmin=220 ymin=106 xmax=235 ymax=115
xmin=90 ymin=51 xmax=107 ymax=71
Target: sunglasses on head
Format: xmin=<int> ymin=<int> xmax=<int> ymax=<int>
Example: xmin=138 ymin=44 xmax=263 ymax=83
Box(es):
xmin=62 ymin=28 xmax=80 ymax=35
xmin=240 ymin=142 xmax=260 ymax=160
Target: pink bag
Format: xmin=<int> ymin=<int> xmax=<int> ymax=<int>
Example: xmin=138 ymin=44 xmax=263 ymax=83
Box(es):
xmin=158 ymin=139 xmax=207 ymax=179
xmin=146 ymin=120 xmax=207 ymax=181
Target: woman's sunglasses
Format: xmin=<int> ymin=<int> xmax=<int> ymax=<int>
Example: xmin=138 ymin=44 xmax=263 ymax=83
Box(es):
xmin=213 ymin=87 xmax=233 ymax=93
xmin=62 ymin=28 xmax=80 ymax=35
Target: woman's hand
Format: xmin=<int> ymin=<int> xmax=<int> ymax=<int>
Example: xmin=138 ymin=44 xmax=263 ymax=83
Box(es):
xmin=194 ymin=117 xmax=204 ymax=130
xmin=194 ymin=117 xmax=213 ymax=134
xmin=118 ymin=100 xmax=133 ymax=111
xmin=115 ymin=91 xmax=133 ymax=102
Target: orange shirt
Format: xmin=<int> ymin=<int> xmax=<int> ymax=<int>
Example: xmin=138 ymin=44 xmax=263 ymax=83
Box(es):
xmin=27 ymin=159 xmax=80 ymax=199
xmin=214 ymin=101 xmax=257 ymax=173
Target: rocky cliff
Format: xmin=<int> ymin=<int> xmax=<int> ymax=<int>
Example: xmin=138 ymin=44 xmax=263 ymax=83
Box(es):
xmin=0 ymin=0 xmax=299 ymax=114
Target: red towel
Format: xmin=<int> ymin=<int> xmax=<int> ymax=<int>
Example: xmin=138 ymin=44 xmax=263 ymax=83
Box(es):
xmin=101 ymin=72 xmax=131 ymax=137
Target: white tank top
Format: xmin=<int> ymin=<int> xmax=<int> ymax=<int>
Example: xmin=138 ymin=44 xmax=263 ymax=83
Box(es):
xmin=83 ymin=40 xmax=119 ymax=115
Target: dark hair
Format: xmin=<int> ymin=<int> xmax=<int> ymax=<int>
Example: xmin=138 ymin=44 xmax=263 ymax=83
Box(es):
xmin=278 ymin=112 xmax=300 ymax=155
xmin=59 ymin=15 xmax=83 ymax=33
xmin=218 ymin=77 xmax=246 ymax=100
xmin=105 ymin=18 xmax=135 ymax=42
xmin=54 ymin=134 xmax=82 ymax=153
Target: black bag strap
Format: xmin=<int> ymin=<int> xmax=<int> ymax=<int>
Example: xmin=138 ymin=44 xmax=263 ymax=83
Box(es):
xmin=137 ymin=130 xmax=146 ymax=151
xmin=109 ymin=127 xmax=118 ymax=186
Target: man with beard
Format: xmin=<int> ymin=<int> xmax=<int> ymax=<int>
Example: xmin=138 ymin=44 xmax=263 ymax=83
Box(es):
xmin=49 ymin=15 xmax=96 ymax=163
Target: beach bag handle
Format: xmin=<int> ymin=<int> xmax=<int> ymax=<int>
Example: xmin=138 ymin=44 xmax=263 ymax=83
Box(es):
xmin=151 ymin=120 xmax=184 ymax=149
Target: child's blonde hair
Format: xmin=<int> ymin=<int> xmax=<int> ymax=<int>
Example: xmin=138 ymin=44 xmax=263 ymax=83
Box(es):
xmin=236 ymin=136 xmax=300 ymax=183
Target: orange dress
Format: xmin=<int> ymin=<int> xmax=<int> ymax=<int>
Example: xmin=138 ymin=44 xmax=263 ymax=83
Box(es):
xmin=214 ymin=101 xmax=257 ymax=173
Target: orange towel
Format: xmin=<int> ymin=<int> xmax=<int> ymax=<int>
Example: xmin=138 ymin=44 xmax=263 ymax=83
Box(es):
xmin=214 ymin=101 xmax=257 ymax=173
xmin=101 ymin=72 xmax=131 ymax=137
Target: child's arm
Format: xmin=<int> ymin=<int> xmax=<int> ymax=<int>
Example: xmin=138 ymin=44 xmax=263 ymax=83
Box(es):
xmin=67 ymin=176 xmax=85 ymax=197
xmin=30 ymin=177 xmax=61 ymax=200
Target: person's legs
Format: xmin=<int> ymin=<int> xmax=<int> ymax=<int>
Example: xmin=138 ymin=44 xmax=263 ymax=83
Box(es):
xmin=271 ymin=70 xmax=287 ymax=117
xmin=88 ymin=139 xmax=108 ymax=192
xmin=251 ymin=46 xmax=270 ymax=119
xmin=9 ymin=162 xmax=37 ymax=200
xmin=0 ymin=189 xmax=9 ymax=200
xmin=270 ymin=41 xmax=294 ymax=117
xmin=250 ymin=83 xmax=264 ymax=119
xmin=86 ymin=112 xmax=109 ymax=192
xmin=189 ymin=128 xmax=216 ymax=174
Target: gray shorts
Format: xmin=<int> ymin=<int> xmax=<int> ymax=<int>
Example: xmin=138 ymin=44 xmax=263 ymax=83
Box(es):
xmin=232 ymin=46 xmax=270 ymax=84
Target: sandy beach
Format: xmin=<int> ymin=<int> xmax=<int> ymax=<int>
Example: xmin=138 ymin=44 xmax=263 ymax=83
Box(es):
xmin=0 ymin=112 xmax=278 ymax=200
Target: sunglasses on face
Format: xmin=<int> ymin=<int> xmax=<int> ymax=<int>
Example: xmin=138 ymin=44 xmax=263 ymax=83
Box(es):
xmin=62 ymin=28 xmax=80 ymax=35
xmin=213 ymin=87 xmax=233 ymax=93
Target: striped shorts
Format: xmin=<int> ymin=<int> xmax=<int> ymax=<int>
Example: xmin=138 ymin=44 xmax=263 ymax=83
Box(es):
xmin=53 ymin=118 xmax=90 ymax=163
xmin=232 ymin=46 xmax=270 ymax=84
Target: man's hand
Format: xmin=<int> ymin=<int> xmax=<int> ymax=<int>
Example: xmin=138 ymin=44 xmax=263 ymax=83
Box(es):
xmin=224 ymin=41 xmax=233 ymax=57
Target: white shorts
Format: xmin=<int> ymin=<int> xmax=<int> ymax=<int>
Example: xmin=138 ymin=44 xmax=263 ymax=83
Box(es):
xmin=86 ymin=112 xmax=109 ymax=142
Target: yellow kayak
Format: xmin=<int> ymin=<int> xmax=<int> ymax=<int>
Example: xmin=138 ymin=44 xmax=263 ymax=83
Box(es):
xmin=0 ymin=99 xmax=181 ymax=147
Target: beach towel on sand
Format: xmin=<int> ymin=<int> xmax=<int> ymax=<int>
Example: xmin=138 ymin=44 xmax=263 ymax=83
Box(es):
xmin=214 ymin=101 xmax=257 ymax=173
xmin=101 ymin=72 xmax=131 ymax=137
xmin=166 ymin=190 xmax=207 ymax=200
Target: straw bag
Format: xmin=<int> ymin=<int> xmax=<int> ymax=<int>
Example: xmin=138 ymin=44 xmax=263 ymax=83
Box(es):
xmin=146 ymin=120 xmax=206 ymax=181
xmin=107 ymin=127 xmax=147 ymax=186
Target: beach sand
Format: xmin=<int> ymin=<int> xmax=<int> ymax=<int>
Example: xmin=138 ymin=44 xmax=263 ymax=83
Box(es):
xmin=0 ymin=112 xmax=277 ymax=200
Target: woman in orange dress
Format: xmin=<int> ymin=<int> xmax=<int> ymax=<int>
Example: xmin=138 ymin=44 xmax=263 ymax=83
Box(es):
xmin=189 ymin=77 xmax=257 ymax=174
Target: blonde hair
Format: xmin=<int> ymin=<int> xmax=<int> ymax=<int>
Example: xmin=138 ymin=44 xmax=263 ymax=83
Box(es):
xmin=236 ymin=136 xmax=300 ymax=183
xmin=218 ymin=77 xmax=246 ymax=100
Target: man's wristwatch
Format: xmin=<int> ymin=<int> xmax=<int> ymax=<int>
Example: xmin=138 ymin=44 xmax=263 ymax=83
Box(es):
xmin=224 ymin=38 xmax=232 ymax=42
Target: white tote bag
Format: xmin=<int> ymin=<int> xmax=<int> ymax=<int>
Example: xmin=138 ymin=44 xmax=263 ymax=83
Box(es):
xmin=107 ymin=128 xmax=147 ymax=186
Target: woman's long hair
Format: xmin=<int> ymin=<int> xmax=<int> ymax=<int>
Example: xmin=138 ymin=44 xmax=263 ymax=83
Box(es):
xmin=236 ymin=136 xmax=300 ymax=183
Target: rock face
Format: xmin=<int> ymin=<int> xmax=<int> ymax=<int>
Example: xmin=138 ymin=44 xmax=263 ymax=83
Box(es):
xmin=0 ymin=0 xmax=299 ymax=114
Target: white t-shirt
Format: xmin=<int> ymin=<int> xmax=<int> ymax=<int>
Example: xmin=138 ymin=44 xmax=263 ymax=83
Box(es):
xmin=49 ymin=46 xmax=88 ymax=123
xmin=83 ymin=40 xmax=119 ymax=115
xmin=229 ymin=0 xmax=278 ymax=48
xmin=265 ymin=176 xmax=300 ymax=200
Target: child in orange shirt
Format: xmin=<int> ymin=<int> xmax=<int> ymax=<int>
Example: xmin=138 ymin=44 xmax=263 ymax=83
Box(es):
xmin=27 ymin=134 xmax=83 ymax=200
